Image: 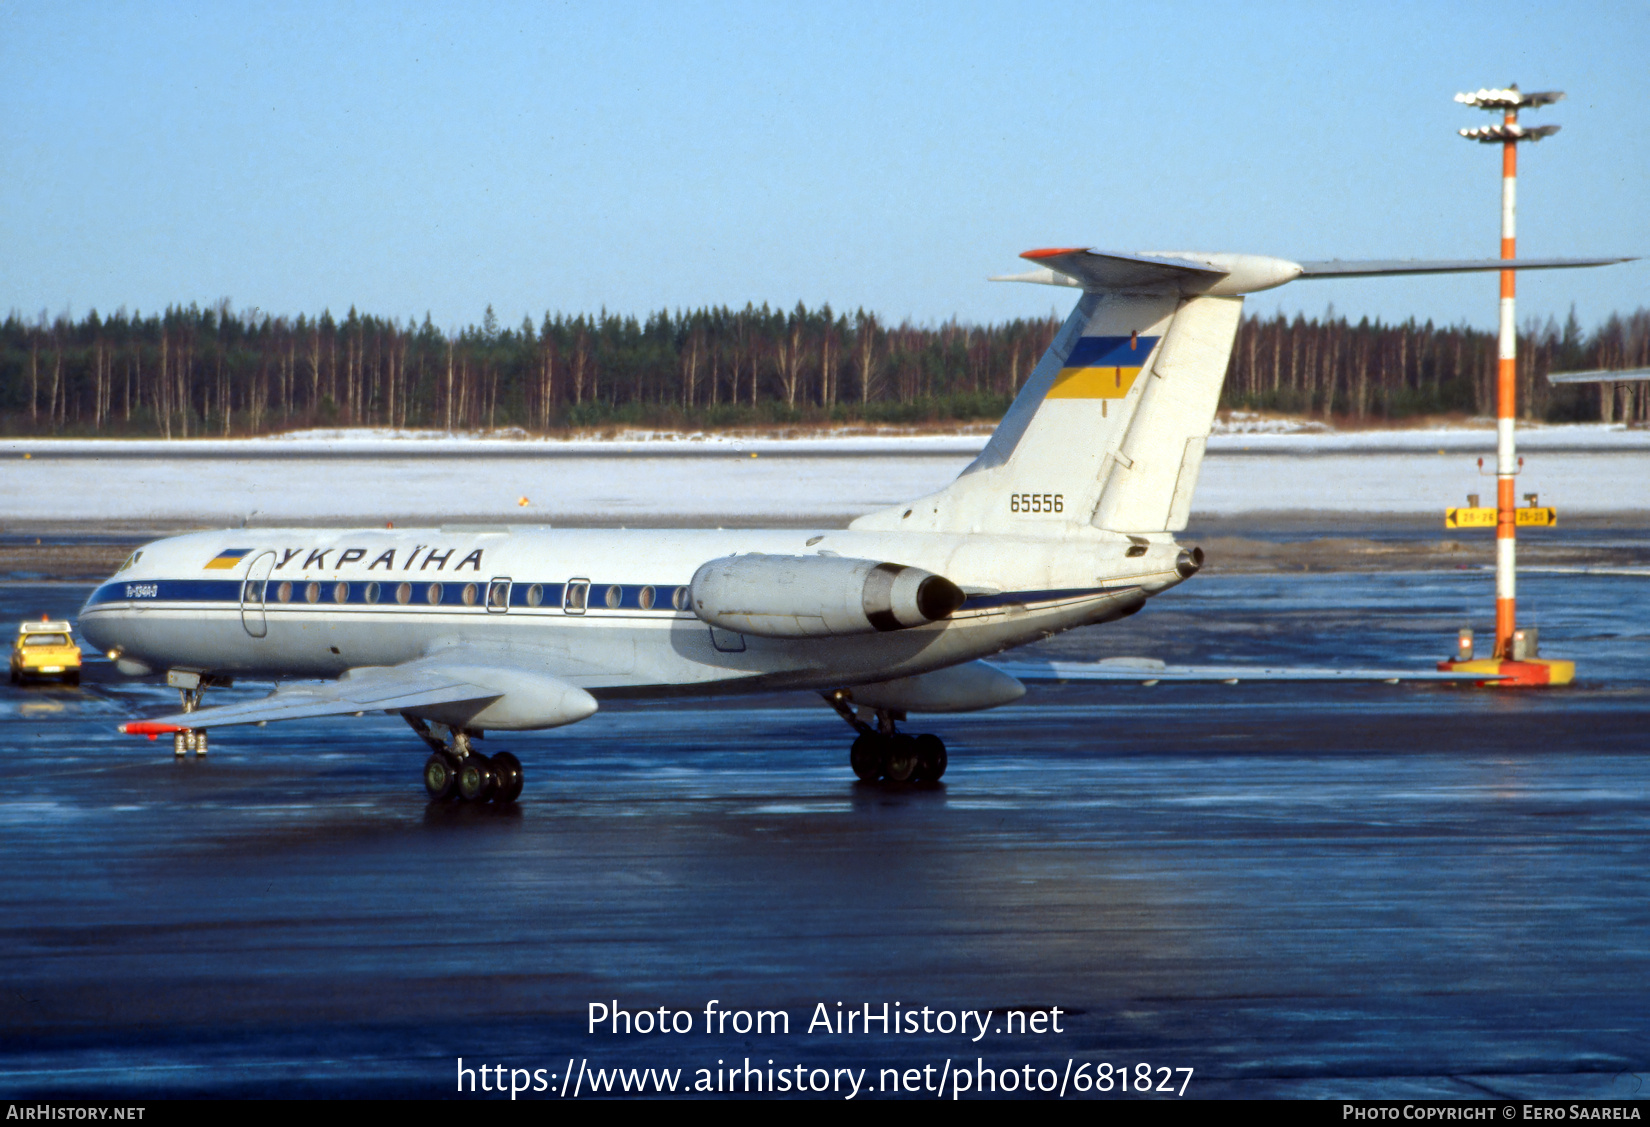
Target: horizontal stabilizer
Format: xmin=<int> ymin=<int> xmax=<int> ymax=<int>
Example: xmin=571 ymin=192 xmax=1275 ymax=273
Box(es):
xmin=992 ymin=657 xmax=1505 ymax=683
xmin=1297 ymin=256 xmax=1634 ymax=278
xmin=992 ymin=249 xmax=1633 ymax=295
xmin=1548 ymin=367 xmax=1650 ymax=384
xmin=998 ymin=248 xmax=1227 ymax=291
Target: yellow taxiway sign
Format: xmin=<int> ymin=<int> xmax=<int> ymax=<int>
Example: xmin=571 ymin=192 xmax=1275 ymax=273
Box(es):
xmin=1445 ymin=507 xmax=1557 ymax=529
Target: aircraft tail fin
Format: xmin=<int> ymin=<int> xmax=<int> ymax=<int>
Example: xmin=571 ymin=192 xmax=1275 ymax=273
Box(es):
xmin=851 ymin=254 xmax=1242 ymax=536
xmin=851 ymin=245 xmax=1631 ymax=538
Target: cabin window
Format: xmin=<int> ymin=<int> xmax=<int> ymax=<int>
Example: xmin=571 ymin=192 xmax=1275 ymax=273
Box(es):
xmin=487 ymin=581 xmax=509 ymax=609
xmin=426 ymin=583 xmax=443 ymax=605
xmin=333 ymin=582 xmax=350 ymax=603
xmin=526 ymin=583 xmax=543 ymax=607
xmin=243 ymin=581 xmax=262 ymax=603
xmin=604 ymin=584 xmax=622 ymax=608
xmin=672 ymin=586 xmax=689 ymax=610
xmin=461 ymin=583 xmax=478 ymax=606
xmin=304 ymin=582 xmax=321 ymax=604
xmin=276 ymin=581 xmax=292 ymax=604
xmin=395 ymin=582 xmax=412 ymax=605
xmin=638 ymin=585 xmax=655 ymax=610
xmin=364 ymin=582 xmax=380 ymax=605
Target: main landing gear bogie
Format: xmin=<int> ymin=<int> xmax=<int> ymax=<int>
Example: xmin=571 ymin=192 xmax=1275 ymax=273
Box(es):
xmin=408 ymin=717 xmax=523 ymax=805
xmin=827 ymin=691 xmax=948 ymax=785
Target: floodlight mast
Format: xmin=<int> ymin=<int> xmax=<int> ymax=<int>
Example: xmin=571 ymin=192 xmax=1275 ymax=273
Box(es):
xmin=1455 ymin=84 xmax=1563 ymax=661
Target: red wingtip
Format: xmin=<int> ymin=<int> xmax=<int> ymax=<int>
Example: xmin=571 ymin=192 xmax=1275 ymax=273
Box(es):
xmin=1021 ymin=247 xmax=1086 ymax=261
xmin=120 ymin=721 xmax=183 ymax=737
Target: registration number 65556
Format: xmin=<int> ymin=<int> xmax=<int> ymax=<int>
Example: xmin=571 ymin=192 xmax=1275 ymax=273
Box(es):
xmin=1009 ymin=493 xmax=1063 ymax=514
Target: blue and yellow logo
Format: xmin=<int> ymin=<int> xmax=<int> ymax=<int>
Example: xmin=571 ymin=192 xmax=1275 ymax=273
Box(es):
xmin=1047 ymin=335 xmax=1158 ymax=399
xmin=203 ymin=548 xmax=253 ymax=570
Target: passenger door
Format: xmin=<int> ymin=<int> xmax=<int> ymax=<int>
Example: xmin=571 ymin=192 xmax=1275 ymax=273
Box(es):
xmin=239 ymin=551 xmax=277 ymax=638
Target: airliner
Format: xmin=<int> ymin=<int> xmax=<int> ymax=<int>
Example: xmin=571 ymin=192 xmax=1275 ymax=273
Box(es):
xmin=81 ymin=247 xmax=1627 ymax=801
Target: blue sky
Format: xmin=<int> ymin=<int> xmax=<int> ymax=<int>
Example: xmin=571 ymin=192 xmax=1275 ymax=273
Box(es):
xmin=3 ymin=1 xmax=1645 ymax=332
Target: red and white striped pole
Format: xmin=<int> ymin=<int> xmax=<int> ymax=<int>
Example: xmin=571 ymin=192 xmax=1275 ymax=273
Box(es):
xmin=1456 ymin=84 xmax=1562 ymax=663
xmin=1495 ymin=111 xmax=1518 ymax=657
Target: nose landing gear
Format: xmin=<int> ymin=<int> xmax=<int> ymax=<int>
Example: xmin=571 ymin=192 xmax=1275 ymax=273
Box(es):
xmin=171 ymin=678 xmax=209 ymax=758
xmin=824 ymin=690 xmax=948 ymax=784
xmin=405 ymin=716 xmax=523 ymax=804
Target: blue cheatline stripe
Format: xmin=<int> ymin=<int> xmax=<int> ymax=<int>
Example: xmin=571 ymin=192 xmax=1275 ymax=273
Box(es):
xmin=86 ymin=579 xmax=244 ymax=606
xmin=85 ymin=579 xmax=1132 ymax=615
xmin=1063 ymin=335 xmax=1157 ymax=368
xmin=84 ymin=577 xmax=689 ymax=612
xmin=960 ymin=585 xmax=1137 ymax=610
xmin=510 ymin=582 xmax=568 ymax=608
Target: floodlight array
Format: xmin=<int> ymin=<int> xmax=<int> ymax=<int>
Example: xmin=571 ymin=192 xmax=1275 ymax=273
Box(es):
xmin=1459 ymin=122 xmax=1561 ymax=143
xmin=1454 ymin=87 xmax=1565 ymax=109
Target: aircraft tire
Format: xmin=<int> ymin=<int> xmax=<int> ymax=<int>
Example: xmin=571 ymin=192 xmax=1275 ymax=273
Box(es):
xmin=491 ymin=752 xmax=524 ymax=803
xmin=914 ymin=734 xmax=947 ymax=783
xmin=457 ymin=754 xmax=495 ymax=803
xmin=849 ymin=734 xmax=883 ymax=782
xmin=424 ymin=752 xmax=460 ymax=801
xmin=882 ymin=735 xmax=920 ymax=784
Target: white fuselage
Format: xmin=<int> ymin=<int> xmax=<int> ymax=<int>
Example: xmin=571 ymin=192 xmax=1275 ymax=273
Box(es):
xmin=78 ymin=525 xmax=1189 ymax=701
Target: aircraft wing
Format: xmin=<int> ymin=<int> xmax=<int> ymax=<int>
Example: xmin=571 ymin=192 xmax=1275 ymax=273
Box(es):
xmin=991 ymin=658 xmax=1505 ymax=683
xmin=119 ymin=661 xmax=501 ymax=734
xmin=1547 ymin=367 xmax=1650 ymax=384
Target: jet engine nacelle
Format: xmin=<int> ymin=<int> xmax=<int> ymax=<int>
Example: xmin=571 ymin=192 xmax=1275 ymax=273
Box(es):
xmin=689 ymin=554 xmax=966 ymax=639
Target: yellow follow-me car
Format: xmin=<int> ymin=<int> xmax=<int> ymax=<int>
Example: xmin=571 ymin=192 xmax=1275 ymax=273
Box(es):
xmin=11 ymin=619 xmax=82 ymax=685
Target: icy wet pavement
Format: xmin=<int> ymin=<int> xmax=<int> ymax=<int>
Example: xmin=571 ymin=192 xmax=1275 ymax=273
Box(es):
xmin=1 ymin=572 xmax=1647 ymax=1099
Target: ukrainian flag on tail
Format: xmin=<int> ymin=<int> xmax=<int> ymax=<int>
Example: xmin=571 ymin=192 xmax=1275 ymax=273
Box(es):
xmin=204 ymin=548 xmax=253 ymax=570
xmin=1046 ymin=335 xmax=1158 ymax=399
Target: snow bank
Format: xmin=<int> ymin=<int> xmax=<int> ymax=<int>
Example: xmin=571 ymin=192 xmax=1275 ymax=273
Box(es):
xmin=2 ymin=424 xmax=1645 ymax=523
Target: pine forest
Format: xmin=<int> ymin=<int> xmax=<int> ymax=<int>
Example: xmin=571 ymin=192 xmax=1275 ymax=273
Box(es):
xmin=2 ymin=300 xmax=1647 ymax=438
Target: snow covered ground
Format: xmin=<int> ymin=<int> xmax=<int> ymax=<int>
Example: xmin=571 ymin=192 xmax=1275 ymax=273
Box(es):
xmin=5 ymin=420 xmax=1648 ymax=459
xmin=2 ymin=425 xmax=1646 ymax=524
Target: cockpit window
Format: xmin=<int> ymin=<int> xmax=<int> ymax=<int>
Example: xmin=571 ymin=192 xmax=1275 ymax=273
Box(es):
xmin=116 ymin=550 xmax=143 ymax=574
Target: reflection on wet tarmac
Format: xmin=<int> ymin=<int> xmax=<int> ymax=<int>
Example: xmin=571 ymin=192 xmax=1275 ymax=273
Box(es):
xmin=1 ymin=574 xmax=1648 ymax=1098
